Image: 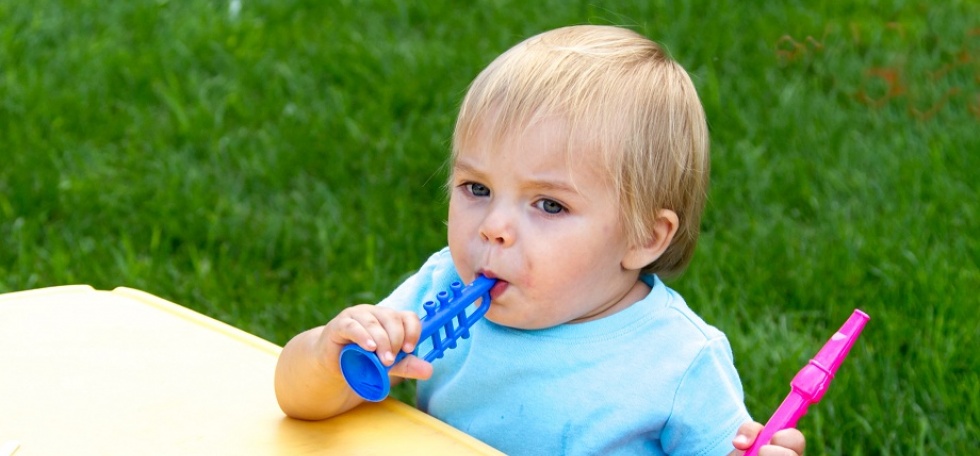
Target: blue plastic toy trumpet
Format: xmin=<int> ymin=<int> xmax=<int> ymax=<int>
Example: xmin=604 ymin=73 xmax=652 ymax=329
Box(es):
xmin=339 ymin=275 xmax=497 ymax=402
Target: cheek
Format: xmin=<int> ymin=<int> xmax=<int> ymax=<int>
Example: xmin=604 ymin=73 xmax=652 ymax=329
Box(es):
xmin=543 ymin=226 xmax=623 ymax=275
xmin=446 ymin=197 xmax=462 ymax=231
xmin=446 ymin=218 xmax=462 ymax=249
xmin=446 ymin=202 xmax=472 ymax=250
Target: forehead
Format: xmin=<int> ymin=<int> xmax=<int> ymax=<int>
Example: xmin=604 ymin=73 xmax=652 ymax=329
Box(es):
xmin=453 ymin=89 xmax=626 ymax=180
xmin=454 ymin=117 xmax=615 ymax=192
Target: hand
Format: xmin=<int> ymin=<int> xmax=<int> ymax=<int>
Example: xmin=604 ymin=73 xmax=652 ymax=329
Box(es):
xmin=320 ymin=304 xmax=433 ymax=381
xmin=731 ymin=421 xmax=806 ymax=456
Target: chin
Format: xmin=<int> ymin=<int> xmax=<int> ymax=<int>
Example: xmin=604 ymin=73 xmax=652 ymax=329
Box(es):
xmin=485 ymin=311 xmax=549 ymax=330
xmin=484 ymin=311 xmax=519 ymax=328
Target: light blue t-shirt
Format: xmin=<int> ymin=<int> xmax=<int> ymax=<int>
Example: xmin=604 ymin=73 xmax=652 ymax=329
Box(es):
xmin=379 ymin=248 xmax=750 ymax=455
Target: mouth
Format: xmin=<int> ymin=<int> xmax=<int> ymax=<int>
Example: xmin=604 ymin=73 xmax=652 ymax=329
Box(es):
xmin=477 ymin=269 xmax=509 ymax=300
xmin=489 ymin=280 xmax=508 ymax=300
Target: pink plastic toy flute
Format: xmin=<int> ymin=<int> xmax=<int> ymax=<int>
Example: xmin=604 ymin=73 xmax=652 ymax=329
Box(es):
xmin=745 ymin=309 xmax=869 ymax=455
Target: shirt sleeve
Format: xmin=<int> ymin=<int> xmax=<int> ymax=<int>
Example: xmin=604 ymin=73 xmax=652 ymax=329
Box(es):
xmin=377 ymin=247 xmax=459 ymax=314
xmin=661 ymin=336 xmax=751 ymax=456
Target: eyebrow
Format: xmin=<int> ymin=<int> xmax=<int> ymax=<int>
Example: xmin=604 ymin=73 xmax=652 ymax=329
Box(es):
xmin=451 ymin=160 xmax=485 ymax=179
xmin=452 ymin=160 xmax=582 ymax=196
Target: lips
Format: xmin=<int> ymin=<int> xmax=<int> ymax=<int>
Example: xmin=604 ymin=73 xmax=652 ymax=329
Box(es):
xmin=489 ymin=280 xmax=509 ymax=299
xmin=477 ymin=269 xmax=509 ymax=300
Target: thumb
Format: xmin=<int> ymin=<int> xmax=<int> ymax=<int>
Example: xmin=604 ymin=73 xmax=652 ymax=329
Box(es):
xmin=388 ymin=355 xmax=433 ymax=380
xmin=733 ymin=421 xmax=764 ymax=451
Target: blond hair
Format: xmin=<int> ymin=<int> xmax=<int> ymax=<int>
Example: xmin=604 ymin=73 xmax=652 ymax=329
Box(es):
xmin=451 ymin=25 xmax=709 ymax=278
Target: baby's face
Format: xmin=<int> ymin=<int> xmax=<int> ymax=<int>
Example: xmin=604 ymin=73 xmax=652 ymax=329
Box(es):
xmin=447 ymin=119 xmax=648 ymax=329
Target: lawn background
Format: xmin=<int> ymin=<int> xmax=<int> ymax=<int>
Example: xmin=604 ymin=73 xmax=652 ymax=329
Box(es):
xmin=2 ymin=0 xmax=978 ymax=454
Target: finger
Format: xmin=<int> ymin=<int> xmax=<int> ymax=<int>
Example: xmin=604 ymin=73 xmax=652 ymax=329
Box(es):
xmin=758 ymin=444 xmax=801 ymax=456
xmin=398 ymin=310 xmax=423 ymax=353
xmin=347 ymin=311 xmax=397 ymax=364
xmin=371 ymin=311 xmax=413 ymax=366
xmin=327 ymin=308 xmax=378 ymax=352
xmin=769 ymin=428 xmax=805 ymax=455
xmin=349 ymin=309 xmax=420 ymax=366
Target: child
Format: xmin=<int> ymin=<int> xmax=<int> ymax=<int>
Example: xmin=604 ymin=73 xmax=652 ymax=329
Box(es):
xmin=275 ymin=25 xmax=805 ymax=455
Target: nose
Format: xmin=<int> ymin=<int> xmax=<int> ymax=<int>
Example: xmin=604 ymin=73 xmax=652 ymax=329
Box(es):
xmin=479 ymin=203 xmax=515 ymax=247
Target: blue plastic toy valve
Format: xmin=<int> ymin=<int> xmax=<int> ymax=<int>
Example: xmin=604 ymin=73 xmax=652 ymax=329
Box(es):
xmin=339 ymin=275 xmax=497 ymax=402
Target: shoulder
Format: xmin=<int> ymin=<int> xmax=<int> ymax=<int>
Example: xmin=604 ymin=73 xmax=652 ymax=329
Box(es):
xmin=377 ymin=247 xmax=460 ymax=312
xmin=639 ymin=274 xmax=728 ymax=344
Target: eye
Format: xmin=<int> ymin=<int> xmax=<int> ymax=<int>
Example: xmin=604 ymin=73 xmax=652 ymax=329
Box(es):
xmin=536 ymin=199 xmax=565 ymax=215
xmin=467 ymin=183 xmax=490 ymax=197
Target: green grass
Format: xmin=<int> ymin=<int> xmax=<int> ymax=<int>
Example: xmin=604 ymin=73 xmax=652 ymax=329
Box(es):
xmin=2 ymin=1 xmax=978 ymax=454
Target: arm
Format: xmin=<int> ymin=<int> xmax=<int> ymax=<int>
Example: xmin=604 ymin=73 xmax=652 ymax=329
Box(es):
xmin=729 ymin=422 xmax=806 ymax=456
xmin=273 ymin=304 xmax=433 ymax=420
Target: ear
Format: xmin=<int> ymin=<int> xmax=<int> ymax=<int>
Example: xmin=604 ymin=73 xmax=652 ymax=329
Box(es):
xmin=622 ymin=209 xmax=679 ymax=271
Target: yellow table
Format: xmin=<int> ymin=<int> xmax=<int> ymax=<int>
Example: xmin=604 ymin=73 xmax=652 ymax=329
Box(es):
xmin=0 ymin=286 xmax=503 ymax=455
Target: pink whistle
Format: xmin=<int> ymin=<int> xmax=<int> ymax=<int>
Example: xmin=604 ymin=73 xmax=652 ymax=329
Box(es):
xmin=744 ymin=309 xmax=869 ymax=455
